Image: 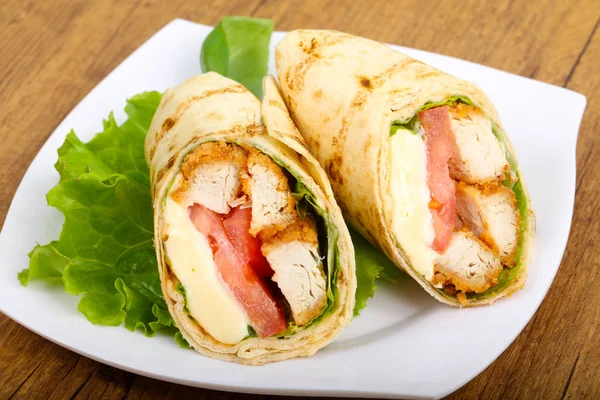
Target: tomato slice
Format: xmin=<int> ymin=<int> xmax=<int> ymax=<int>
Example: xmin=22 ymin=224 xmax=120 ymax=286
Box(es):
xmin=419 ymin=106 xmax=456 ymax=253
xmin=189 ymin=204 xmax=287 ymax=337
xmin=223 ymin=207 xmax=274 ymax=278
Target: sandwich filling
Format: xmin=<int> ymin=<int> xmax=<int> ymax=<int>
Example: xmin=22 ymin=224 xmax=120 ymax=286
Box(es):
xmin=162 ymin=142 xmax=328 ymax=344
xmin=388 ymin=102 xmax=522 ymax=304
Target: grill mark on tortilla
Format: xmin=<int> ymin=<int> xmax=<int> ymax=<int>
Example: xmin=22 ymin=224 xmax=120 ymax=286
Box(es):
xmin=155 ymin=162 xmax=169 ymax=185
xmin=179 ymin=123 xmax=267 ymax=153
xmin=265 ymin=97 xmax=307 ymax=147
xmin=166 ymin=155 xmax=176 ymax=170
xmin=149 ymin=117 xmax=175 ymax=161
xmin=371 ymin=58 xmax=422 ymax=86
xmin=155 ymin=155 xmax=177 ymax=184
xmin=359 ymin=76 xmax=372 ymax=89
xmin=337 ymin=269 xmax=346 ymax=286
xmin=363 ymin=134 xmax=373 ymax=154
xmin=313 ymin=139 xmax=321 ymax=152
xmin=286 ymin=56 xmax=316 ymax=93
xmin=388 ymin=87 xmax=418 ymax=99
xmin=328 ymin=88 xmax=370 ymax=186
xmin=160 ymin=90 xmax=175 ymax=108
xmin=149 ymin=83 xmax=247 ymax=160
xmin=326 ymin=153 xmax=345 ymax=186
xmin=300 ymin=37 xmax=321 ymax=57
xmin=413 ymin=70 xmax=444 ymax=80
xmin=298 ymin=32 xmax=350 ymax=55
xmin=268 ymin=99 xmax=287 ymax=111
xmin=287 ymin=32 xmax=352 ymax=93
xmin=205 ymin=111 xmax=225 ymax=121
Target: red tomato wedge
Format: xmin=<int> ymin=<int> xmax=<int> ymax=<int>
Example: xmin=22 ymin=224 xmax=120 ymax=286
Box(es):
xmin=223 ymin=207 xmax=274 ymax=278
xmin=189 ymin=204 xmax=287 ymax=337
xmin=419 ymin=106 xmax=456 ymax=253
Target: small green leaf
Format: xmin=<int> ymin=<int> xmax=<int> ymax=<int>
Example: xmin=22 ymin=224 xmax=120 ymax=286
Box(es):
xmin=201 ymin=16 xmax=274 ymax=98
xmin=247 ymin=325 xmax=258 ymax=338
xmin=17 ymin=269 xmax=29 ymax=287
xmin=23 ymin=244 xmax=70 ymax=286
xmin=174 ymin=331 xmax=191 ymax=348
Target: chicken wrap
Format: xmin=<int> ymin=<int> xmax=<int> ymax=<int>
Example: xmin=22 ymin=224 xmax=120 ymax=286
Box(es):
xmin=275 ymin=30 xmax=534 ymax=306
xmin=145 ymin=72 xmax=355 ymax=364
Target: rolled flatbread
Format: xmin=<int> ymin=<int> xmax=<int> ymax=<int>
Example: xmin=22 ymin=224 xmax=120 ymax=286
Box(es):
xmin=145 ymin=72 xmax=355 ymax=364
xmin=275 ymin=30 xmax=534 ymax=306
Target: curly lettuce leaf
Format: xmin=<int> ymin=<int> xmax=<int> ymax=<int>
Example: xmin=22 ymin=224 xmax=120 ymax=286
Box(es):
xmin=352 ymin=229 xmax=402 ymax=315
xmin=201 ymin=16 xmax=274 ymax=98
xmin=390 ymin=96 xmax=474 ymax=136
xmin=19 ymin=92 xmax=177 ymax=337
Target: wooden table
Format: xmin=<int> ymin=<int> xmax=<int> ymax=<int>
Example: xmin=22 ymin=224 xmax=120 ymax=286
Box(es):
xmin=1 ymin=0 xmax=599 ymax=398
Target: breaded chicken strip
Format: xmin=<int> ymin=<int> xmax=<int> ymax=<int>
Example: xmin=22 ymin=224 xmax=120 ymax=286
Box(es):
xmin=245 ymin=148 xmax=297 ymax=238
xmin=173 ymin=142 xmax=247 ymax=213
xmin=433 ymin=231 xmax=503 ymax=299
xmin=456 ymin=183 xmax=520 ymax=263
xmin=261 ymin=217 xmax=327 ymax=326
xmin=448 ymin=104 xmax=509 ymax=184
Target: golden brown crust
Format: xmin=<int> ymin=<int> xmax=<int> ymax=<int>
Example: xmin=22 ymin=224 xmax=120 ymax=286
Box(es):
xmin=181 ymin=141 xmax=247 ymax=178
xmin=432 ymin=230 xmax=503 ymax=295
xmin=246 ymin=147 xmax=297 ymax=239
xmin=171 ymin=141 xmax=248 ymax=205
xmin=262 ymin=216 xmax=318 ymax=250
xmin=247 ymin=147 xmax=291 ymax=193
xmin=448 ymin=102 xmax=484 ymax=119
xmin=432 ymin=263 xmax=499 ymax=295
xmin=455 ymin=181 xmax=520 ymax=266
xmin=456 ymin=292 xmax=468 ymax=305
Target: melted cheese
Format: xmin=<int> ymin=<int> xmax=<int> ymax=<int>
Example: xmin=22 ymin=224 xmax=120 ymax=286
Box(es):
xmin=163 ymin=193 xmax=249 ymax=344
xmin=388 ymin=131 xmax=438 ymax=280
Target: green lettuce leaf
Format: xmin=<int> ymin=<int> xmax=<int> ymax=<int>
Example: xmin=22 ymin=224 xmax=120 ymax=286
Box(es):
xmin=201 ymin=16 xmax=274 ymax=98
xmin=390 ymin=95 xmax=474 ymax=136
xmin=19 ymin=92 xmax=178 ymax=338
xmin=352 ymin=229 xmax=402 ymax=315
xmin=174 ymin=331 xmax=191 ymax=348
xmin=288 ymin=179 xmax=339 ymax=328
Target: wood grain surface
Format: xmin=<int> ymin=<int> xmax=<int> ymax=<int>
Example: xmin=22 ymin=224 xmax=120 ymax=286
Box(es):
xmin=1 ymin=0 xmax=599 ymax=398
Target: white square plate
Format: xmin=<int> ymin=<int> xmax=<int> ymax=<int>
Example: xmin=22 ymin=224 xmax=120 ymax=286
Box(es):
xmin=0 ymin=19 xmax=586 ymax=399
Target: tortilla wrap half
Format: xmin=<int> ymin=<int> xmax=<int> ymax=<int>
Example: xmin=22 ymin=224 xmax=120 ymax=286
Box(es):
xmin=275 ymin=30 xmax=534 ymax=306
xmin=145 ymin=72 xmax=355 ymax=364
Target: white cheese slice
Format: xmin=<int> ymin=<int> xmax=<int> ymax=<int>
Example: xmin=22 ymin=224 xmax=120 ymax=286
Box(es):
xmin=163 ymin=192 xmax=250 ymax=345
xmin=387 ymin=131 xmax=438 ymax=280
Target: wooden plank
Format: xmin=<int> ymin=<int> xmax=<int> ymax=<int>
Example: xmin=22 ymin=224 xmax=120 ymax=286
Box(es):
xmin=558 ymin=18 xmax=600 ymax=400
xmin=254 ymin=0 xmax=599 ymax=85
